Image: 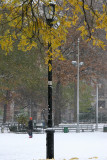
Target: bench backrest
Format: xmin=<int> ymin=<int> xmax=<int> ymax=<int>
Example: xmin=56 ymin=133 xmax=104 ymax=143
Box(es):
xmin=59 ymin=124 xmax=94 ymax=129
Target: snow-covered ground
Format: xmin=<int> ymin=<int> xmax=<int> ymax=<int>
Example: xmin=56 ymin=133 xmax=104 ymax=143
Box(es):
xmin=0 ymin=131 xmax=107 ymax=160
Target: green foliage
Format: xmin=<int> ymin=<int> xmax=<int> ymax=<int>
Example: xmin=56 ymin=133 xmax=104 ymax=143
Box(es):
xmin=0 ymin=43 xmax=47 ymax=104
xmin=0 ymin=108 xmax=3 ymax=115
xmin=17 ymin=111 xmax=29 ymax=126
xmin=79 ymin=81 xmax=93 ymax=112
xmin=0 ymin=44 xmax=46 ymax=87
xmin=62 ymin=83 xmax=75 ymax=108
xmin=61 ymin=81 xmax=93 ymax=112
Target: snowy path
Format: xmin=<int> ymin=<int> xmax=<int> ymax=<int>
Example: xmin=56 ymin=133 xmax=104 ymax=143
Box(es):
xmin=0 ymin=132 xmax=107 ymax=160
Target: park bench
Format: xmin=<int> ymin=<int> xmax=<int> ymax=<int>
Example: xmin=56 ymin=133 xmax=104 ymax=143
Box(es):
xmin=53 ymin=124 xmax=95 ymax=132
xmin=53 ymin=125 xmax=77 ymax=132
xmin=33 ymin=123 xmax=45 ymax=133
xmin=80 ymin=124 xmax=94 ymax=132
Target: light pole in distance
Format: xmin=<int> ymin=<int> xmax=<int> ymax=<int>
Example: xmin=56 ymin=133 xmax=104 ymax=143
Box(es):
xmin=95 ymin=83 xmax=101 ymax=131
xmin=72 ymin=38 xmax=83 ymax=133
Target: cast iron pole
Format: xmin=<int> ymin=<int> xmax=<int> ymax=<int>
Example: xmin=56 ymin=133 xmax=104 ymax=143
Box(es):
xmin=46 ymin=32 xmax=54 ymax=160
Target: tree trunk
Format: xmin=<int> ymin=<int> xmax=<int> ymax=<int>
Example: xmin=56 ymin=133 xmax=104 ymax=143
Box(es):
xmin=3 ymin=90 xmax=11 ymax=123
xmin=3 ymin=104 xmax=7 ymax=123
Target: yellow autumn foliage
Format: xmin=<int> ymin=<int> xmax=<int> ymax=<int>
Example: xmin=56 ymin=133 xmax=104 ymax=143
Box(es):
xmin=0 ymin=0 xmax=107 ymax=61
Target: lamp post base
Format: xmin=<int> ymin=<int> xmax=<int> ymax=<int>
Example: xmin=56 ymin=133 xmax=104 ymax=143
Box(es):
xmin=46 ymin=128 xmax=55 ymax=159
xmin=95 ymin=125 xmax=98 ymax=131
xmin=76 ymin=128 xmax=80 ymax=133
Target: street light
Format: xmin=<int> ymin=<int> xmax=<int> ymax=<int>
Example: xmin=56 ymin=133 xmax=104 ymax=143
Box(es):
xmin=43 ymin=2 xmax=55 ymax=159
xmin=95 ymin=83 xmax=101 ymax=131
xmin=43 ymin=3 xmax=55 ymax=27
xmin=72 ymin=38 xmax=83 ymax=133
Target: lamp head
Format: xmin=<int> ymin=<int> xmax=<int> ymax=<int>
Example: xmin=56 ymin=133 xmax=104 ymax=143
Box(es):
xmin=72 ymin=61 xmax=77 ymax=65
xmin=43 ymin=2 xmax=55 ymax=26
xmin=79 ymin=62 xmax=84 ymax=66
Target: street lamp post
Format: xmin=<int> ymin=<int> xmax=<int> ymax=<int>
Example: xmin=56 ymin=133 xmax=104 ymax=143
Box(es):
xmin=96 ymin=84 xmax=98 ymax=131
xmin=77 ymin=38 xmax=80 ymax=133
xmin=72 ymin=38 xmax=83 ymax=133
xmin=43 ymin=3 xmax=55 ymax=159
xmin=95 ymin=83 xmax=101 ymax=131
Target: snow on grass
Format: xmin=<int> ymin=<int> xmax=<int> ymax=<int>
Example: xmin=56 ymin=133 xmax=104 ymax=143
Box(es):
xmin=0 ymin=132 xmax=107 ymax=160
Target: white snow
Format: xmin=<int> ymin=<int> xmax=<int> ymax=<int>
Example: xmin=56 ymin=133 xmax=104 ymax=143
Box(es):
xmin=0 ymin=132 xmax=107 ymax=160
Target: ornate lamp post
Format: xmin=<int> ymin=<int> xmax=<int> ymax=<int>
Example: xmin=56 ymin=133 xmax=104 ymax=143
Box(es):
xmin=43 ymin=3 xmax=55 ymax=27
xmin=43 ymin=2 xmax=55 ymax=159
